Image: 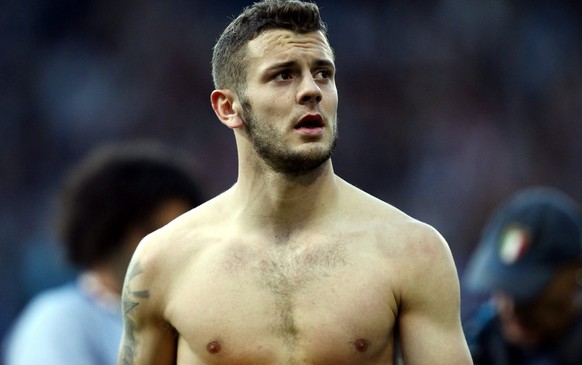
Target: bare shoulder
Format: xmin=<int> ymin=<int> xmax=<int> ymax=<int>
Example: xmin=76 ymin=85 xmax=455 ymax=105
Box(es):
xmin=125 ymin=193 xmax=231 ymax=297
xmin=343 ymin=182 xmax=461 ymax=311
xmin=137 ymin=197 xmax=220 ymax=255
xmin=339 ymin=178 xmax=454 ymax=271
xmin=341 ymin=179 xmax=442 ymax=232
xmin=339 ymin=181 xmax=470 ymax=364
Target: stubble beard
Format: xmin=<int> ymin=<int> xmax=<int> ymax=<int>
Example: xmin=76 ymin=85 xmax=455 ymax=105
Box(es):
xmin=241 ymin=99 xmax=338 ymax=177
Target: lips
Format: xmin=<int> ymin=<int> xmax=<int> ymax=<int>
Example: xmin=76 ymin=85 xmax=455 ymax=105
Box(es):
xmin=294 ymin=114 xmax=324 ymax=129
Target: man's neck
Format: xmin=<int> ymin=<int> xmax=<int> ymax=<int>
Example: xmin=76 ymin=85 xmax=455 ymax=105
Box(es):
xmin=231 ymin=160 xmax=339 ymax=233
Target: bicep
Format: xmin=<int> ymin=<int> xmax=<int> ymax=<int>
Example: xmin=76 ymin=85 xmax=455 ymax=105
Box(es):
xmin=397 ymin=231 xmax=472 ymax=365
xmin=118 ymin=320 xmax=177 ymax=365
xmin=118 ymin=254 xmax=177 ymax=365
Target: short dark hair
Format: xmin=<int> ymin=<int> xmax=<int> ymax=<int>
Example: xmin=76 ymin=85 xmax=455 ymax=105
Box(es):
xmin=57 ymin=142 xmax=203 ymax=269
xmin=211 ymin=0 xmax=328 ymax=94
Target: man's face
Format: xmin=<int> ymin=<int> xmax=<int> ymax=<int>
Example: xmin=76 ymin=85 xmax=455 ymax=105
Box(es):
xmin=494 ymin=265 xmax=581 ymax=348
xmin=239 ymin=29 xmax=338 ymax=176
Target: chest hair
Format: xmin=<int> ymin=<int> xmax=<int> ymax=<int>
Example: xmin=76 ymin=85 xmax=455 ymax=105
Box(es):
xmin=254 ymin=241 xmax=348 ymax=345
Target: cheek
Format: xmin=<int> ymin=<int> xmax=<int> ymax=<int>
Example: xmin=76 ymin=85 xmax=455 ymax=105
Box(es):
xmin=323 ymin=94 xmax=339 ymax=116
xmin=262 ymin=96 xmax=294 ymax=118
xmin=267 ymin=97 xmax=286 ymax=111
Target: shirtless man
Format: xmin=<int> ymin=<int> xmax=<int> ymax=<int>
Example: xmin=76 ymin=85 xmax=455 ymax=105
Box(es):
xmin=117 ymin=1 xmax=472 ymax=364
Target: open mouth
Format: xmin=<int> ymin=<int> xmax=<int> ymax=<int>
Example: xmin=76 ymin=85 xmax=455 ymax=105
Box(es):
xmin=295 ymin=114 xmax=324 ymax=130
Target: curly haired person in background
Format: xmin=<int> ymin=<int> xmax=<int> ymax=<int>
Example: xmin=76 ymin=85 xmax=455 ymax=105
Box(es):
xmin=3 ymin=141 xmax=204 ymax=365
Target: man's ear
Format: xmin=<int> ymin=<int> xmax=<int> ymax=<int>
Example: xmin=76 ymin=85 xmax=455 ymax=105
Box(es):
xmin=211 ymin=89 xmax=244 ymax=129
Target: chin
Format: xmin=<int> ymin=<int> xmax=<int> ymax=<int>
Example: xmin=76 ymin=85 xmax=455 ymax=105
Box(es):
xmin=265 ymin=148 xmax=331 ymax=176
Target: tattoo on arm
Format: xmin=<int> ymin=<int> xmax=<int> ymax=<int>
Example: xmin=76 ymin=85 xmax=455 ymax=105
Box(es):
xmin=121 ymin=262 xmax=150 ymax=365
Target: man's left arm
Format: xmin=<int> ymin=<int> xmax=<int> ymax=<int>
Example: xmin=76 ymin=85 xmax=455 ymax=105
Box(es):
xmin=397 ymin=224 xmax=473 ymax=365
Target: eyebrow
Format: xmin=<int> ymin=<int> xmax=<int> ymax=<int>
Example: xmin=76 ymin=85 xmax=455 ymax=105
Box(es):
xmin=314 ymin=59 xmax=335 ymax=69
xmin=265 ymin=59 xmax=335 ymax=72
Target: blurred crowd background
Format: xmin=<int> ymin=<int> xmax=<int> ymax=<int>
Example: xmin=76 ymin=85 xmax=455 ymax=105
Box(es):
xmin=1 ymin=0 xmax=581 ymax=341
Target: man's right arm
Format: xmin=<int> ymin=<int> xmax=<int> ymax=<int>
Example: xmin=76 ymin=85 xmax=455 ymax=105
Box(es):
xmin=118 ymin=246 xmax=177 ymax=365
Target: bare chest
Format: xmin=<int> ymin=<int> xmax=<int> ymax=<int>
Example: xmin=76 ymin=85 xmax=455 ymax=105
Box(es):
xmin=168 ymin=240 xmax=397 ymax=364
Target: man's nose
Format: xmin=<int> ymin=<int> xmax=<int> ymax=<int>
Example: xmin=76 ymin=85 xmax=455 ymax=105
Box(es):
xmin=298 ymin=76 xmax=322 ymax=105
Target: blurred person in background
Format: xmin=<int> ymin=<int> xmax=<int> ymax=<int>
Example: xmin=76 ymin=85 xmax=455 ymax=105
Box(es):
xmin=2 ymin=141 xmax=204 ymax=365
xmin=463 ymin=187 xmax=582 ymax=365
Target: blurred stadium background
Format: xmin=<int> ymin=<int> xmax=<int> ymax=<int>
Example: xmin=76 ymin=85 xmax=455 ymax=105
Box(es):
xmin=1 ymin=0 xmax=580 ymax=340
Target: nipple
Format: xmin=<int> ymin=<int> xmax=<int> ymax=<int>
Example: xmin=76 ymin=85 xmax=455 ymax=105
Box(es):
xmin=353 ymin=338 xmax=369 ymax=353
xmin=207 ymin=340 xmax=222 ymax=354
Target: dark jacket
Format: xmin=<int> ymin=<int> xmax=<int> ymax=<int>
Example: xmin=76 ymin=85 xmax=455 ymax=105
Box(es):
xmin=464 ymin=301 xmax=582 ymax=365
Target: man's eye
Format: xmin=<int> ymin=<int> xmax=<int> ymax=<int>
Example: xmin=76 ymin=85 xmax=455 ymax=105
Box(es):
xmin=314 ymin=70 xmax=332 ymax=80
xmin=274 ymin=71 xmax=293 ymax=81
